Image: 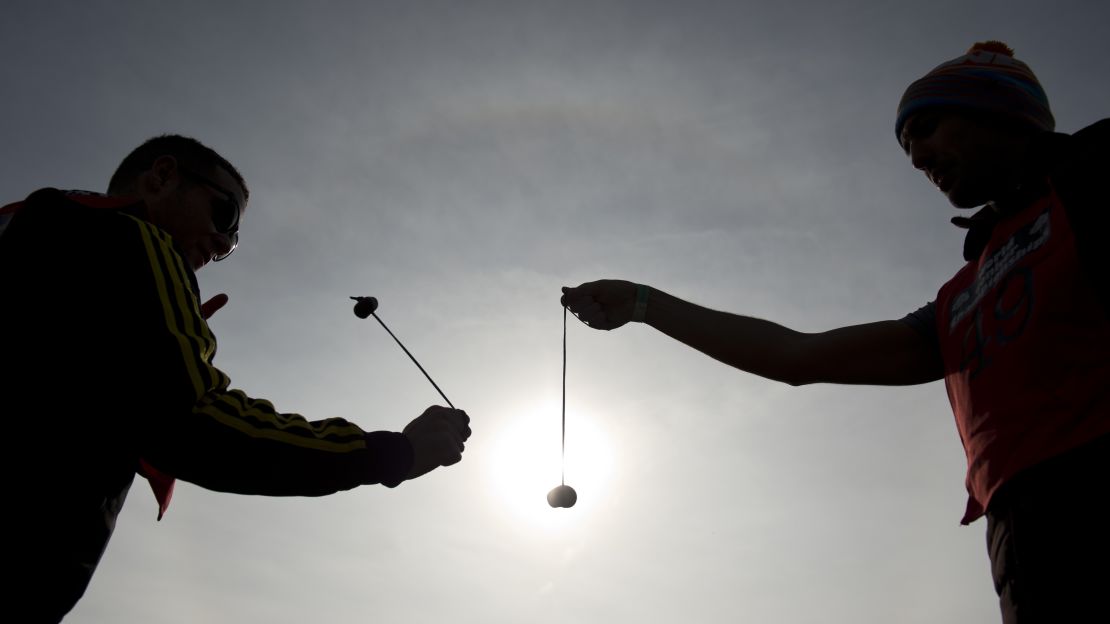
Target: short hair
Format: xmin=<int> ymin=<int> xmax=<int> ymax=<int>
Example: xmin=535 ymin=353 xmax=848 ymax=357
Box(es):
xmin=108 ymin=134 xmax=249 ymax=201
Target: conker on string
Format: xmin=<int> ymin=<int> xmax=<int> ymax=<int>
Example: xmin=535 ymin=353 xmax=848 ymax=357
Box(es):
xmin=349 ymin=295 xmax=456 ymax=408
xmin=351 ymin=296 xmax=379 ymax=319
xmin=547 ymin=484 xmax=577 ymax=508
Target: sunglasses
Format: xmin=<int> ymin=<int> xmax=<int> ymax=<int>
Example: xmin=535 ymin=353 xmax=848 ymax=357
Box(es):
xmin=180 ymin=168 xmax=242 ymax=261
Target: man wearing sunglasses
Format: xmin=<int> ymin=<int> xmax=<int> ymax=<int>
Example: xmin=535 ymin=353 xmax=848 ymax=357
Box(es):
xmin=0 ymin=134 xmax=471 ymax=622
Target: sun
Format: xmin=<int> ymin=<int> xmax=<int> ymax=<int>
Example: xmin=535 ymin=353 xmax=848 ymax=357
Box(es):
xmin=484 ymin=400 xmax=617 ymax=530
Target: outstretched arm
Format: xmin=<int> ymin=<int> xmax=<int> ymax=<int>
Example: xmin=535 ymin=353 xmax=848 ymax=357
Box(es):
xmin=562 ymin=280 xmax=943 ymax=386
xmin=122 ymin=213 xmax=470 ymax=494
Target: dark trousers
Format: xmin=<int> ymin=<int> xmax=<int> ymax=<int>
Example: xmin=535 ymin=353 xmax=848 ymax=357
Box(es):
xmin=986 ymin=435 xmax=1110 ymax=624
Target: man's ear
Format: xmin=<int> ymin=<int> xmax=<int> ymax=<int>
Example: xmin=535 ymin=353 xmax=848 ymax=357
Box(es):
xmin=144 ymin=155 xmax=180 ymax=195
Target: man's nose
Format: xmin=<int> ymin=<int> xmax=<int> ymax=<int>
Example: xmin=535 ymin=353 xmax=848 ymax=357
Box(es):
xmin=213 ymin=233 xmax=235 ymax=256
xmin=909 ymin=141 xmax=935 ymax=172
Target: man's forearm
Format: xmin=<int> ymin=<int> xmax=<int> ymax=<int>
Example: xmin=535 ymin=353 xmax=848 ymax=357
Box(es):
xmin=640 ymin=286 xmax=942 ymax=386
xmin=643 ymin=288 xmax=808 ymax=385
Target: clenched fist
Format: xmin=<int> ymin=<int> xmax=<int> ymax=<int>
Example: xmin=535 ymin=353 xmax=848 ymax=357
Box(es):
xmin=561 ymin=280 xmax=639 ymax=330
xmin=403 ymin=406 xmax=472 ymax=480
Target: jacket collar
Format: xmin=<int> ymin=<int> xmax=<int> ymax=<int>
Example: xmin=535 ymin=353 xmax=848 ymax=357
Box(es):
xmin=953 ymin=130 xmax=1071 ymax=261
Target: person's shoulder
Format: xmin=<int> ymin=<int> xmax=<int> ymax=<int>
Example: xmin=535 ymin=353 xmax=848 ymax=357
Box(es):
xmin=1074 ymin=118 xmax=1110 ymax=134
xmin=1037 ymin=120 xmax=1110 ymax=181
xmin=12 ymin=188 xmax=144 ymax=227
xmin=1073 ymin=118 xmax=1110 ymax=139
xmin=1049 ymin=120 xmax=1110 ymax=233
xmin=3 ymin=188 xmax=151 ymax=256
xmin=26 ymin=188 xmax=143 ymax=212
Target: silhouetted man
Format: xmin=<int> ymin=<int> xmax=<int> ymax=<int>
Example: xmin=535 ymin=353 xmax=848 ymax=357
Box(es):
xmin=0 ymin=135 xmax=471 ymax=622
xmin=563 ymin=42 xmax=1108 ymax=623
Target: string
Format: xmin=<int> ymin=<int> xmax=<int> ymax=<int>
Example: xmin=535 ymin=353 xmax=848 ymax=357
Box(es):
xmin=562 ymin=305 xmax=567 ymax=486
xmin=372 ymin=312 xmax=455 ymax=409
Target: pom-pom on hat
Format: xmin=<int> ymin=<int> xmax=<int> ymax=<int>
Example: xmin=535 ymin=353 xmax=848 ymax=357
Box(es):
xmin=895 ymin=41 xmax=1054 ymax=145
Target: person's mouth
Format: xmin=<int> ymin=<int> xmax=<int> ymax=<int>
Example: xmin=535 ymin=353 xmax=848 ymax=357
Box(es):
xmin=929 ymin=168 xmax=954 ymax=193
xmin=187 ymin=248 xmax=211 ymax=271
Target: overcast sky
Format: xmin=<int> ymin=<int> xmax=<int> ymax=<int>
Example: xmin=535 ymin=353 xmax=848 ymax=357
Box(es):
xmin=4 ymin=1 xmax=1108 ymax=622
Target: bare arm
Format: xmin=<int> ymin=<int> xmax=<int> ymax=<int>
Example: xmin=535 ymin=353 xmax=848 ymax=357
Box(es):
xmin=562 ymin=280 xmax=943 ymax=386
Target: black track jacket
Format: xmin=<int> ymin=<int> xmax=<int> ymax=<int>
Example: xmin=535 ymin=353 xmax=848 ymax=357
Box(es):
xmin=0 ymin=188 xmax=413 ymax=622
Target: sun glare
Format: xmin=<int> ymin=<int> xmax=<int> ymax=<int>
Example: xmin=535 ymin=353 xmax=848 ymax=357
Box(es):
xmin=485 ymin=401 xmax=617 ymax=530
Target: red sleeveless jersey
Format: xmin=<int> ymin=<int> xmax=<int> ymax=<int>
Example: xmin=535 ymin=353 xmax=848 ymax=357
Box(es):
xmin=936 ymin=183 xmax=1110 ymax=524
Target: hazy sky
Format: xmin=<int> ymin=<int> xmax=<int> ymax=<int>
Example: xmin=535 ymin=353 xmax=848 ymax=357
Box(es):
xmin=4 ymin=1 xmax=1108 ymax=622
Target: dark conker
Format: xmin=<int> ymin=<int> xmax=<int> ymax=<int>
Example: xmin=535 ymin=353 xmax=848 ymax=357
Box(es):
xmin=351 ymin=296 xmax=379 ymax=319
xmin=547 ymin=484 xmax=577 ymax=508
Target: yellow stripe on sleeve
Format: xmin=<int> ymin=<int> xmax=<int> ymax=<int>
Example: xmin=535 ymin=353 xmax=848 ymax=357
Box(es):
xmin=129 ymin=216 xmax=220 ymax=395
xmin=128 ymin=215 xmax=367 ymax=455
xmin=197 ymin=393 xmax=368 ymax=453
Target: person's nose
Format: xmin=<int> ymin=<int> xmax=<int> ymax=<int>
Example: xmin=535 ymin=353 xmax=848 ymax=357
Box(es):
xmin=212 ymin=232 xmax=235 ymax=257
xmin=909 ymin=140 xmax=935 ymax=173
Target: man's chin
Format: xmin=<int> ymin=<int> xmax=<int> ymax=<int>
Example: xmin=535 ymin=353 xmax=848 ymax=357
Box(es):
xmin=186 ymin=250 xmax=209 ymax=272
xmin=944 ymin=187 xmax=987 ymax=210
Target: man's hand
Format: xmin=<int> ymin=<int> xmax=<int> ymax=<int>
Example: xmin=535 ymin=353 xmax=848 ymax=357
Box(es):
xmin=403 ymin=406 xmax=472 ymax=480
xmin=561 ymin=280 xmax=638 ymax=330
xmin=200 ymin=293 xmax=229 ymax=319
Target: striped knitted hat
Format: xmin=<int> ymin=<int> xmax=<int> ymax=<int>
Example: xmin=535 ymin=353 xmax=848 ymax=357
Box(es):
xmin=895 ymin=41 xmax=1054 ymax=144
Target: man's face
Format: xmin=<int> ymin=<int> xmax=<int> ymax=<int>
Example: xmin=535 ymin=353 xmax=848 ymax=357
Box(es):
xmin=145 ymin=159 xmax=247 ymax=271
xmin=900 ymin=110 xmax=1027 ymax=209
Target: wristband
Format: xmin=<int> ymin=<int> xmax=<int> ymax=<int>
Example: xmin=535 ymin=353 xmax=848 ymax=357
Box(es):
xmin=631 ymin=284 xmax=650 ymax=322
